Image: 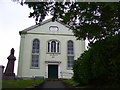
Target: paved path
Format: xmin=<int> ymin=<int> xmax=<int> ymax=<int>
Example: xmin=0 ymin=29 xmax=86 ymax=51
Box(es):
xmin=42 ymin=80 xmax=65 ymax=88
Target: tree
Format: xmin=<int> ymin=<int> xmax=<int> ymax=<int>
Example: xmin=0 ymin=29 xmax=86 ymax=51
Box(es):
xmin=73 ymin=34 xmax=120 ymax=85
xmin=14 ymin=0 xmax=120 ymax=86
xmin=14 ymin=0 xmax=120 ymax=44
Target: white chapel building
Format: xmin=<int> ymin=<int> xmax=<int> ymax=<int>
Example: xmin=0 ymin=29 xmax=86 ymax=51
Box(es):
xmin=17 ymin=19 xmax=85 ymax=79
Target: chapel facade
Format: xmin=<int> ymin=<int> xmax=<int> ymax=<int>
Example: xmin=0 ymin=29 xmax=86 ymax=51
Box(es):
xmin=17 ymin=19 xmax=85 ymax=79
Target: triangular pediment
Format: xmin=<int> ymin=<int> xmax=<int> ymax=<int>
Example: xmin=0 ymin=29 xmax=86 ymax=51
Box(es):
xmin=19 ymin=19 xmax=73 ymax=35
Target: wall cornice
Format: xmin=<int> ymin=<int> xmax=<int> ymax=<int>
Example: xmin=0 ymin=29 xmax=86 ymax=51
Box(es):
xmin=26 ymin=32 xmax=74 ymax=36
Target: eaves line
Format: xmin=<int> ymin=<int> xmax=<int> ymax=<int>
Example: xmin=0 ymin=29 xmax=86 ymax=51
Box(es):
xmin=25 ymin=32 xmax=74 ymax=36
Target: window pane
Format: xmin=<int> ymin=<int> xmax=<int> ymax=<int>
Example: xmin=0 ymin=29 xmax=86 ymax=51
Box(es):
xmin=48 ymin=40 xmax=59 ymax=53
xmin=32 ymin=39 xmax=40 ymax=53
xmin=67 ymin=56 xmax=74 ymax=68
xmin=57 ymin=43 xmax=59 ymax=52
xmin=48 ymin=42 xmax=50 ymax=52
xmin=67 ymin=41 xmax=74 ymax=55
xmin=32 ymin=55 xmax=39 ymax=67
xmin=51 ymin=41 xmax=56 ymax=52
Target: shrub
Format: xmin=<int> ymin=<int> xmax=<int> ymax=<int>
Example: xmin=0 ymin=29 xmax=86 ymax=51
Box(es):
xmin=73 ymin=34 xmax=120 ymax=85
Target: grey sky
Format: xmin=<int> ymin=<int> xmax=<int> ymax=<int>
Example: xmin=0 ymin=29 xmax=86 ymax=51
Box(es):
xmin=0 ymin=0 xmax=35 ymax=74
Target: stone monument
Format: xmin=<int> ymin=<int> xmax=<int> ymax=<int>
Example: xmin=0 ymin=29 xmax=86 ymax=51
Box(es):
xmin=4 ymin=48 xmax=16 ymax=79
xmin=0 ymin=65 xmax=4 ymax=76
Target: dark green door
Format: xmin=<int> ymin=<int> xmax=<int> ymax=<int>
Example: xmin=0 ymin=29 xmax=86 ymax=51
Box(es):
xmin=48 ymin=65 xmax=58 ymax=78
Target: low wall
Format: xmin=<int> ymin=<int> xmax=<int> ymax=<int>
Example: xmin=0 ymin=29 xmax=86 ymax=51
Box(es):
xmin=16 ymin=76 xmax=44 ymax=80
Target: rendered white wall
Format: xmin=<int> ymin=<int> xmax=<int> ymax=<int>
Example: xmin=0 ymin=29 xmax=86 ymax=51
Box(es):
xmin=17 ymin=21 xmax=85 ymax=78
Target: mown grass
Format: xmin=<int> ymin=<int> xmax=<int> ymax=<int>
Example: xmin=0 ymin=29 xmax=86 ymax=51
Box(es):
xmin=2 ymin=80 xmax=43 ymax=88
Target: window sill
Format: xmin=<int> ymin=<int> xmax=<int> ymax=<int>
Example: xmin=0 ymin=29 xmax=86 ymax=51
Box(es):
xmin=67 ymin=67 xmax=73 ymax=70
xmin=46 ymin=52 xmax=61 ymax=54
xmin=67 ymin=54 xmax=74 ymax=56
xmin=30 ymin=67 xmax=40 ymax=69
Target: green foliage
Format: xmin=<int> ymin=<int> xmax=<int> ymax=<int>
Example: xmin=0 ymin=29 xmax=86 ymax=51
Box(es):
xmin=73 ymin=51 xmax=93 ymax=84
xmin=63 ymin=79 xmax=79 ymax=86
xmin=73 ymin=34 xmax=120 ymax=85
xmin=13 ymin=1 xmax=120 ymax=43
xmin=2 ymin=80 xmax=43 ymax=88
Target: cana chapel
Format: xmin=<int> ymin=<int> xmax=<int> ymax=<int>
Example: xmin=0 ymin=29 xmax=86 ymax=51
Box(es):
xmin=17 ymin=19 xmax=85 ymax=79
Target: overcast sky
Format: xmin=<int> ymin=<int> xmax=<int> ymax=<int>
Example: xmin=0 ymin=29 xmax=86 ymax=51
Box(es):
xmin=0 ymin=0 xmax=35 ymax=74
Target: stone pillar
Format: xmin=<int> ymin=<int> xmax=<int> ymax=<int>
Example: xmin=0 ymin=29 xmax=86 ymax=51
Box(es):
xmin=0 ymin=65 xmax=4 ymax=76
xmin=0 ymin=65 xmax=4 ymax=90
xmin=4 ymin=48 xmax=16 ymax=78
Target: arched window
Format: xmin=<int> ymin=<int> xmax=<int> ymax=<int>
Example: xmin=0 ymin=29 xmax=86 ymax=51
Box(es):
xmin=32 ymin=39 xmax=40 ymax=53
xmin=31 ymin=39 xmax=40 ymax=67
xmin=67 ymin=40 xmax=74 ymax=54
xmin=67 ymin=40 xmax=74 ymax=68
xmin=48 ymin=40 xmax=59 ymax=53
xmin=51 ymin=41 xmax=56 ymax=52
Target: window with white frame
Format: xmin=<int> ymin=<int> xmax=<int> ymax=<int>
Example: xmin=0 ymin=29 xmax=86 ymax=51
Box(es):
xmin=67 ymin=40 xmax=74 ymax=68
xmin=31 ymin=39 xmax=40 ymax=67
xmin=48 ymin=40 xmax=59 ymax=53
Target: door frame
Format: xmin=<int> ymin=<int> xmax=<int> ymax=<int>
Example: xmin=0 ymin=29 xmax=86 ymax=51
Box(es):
xmin=45 ymin=61 xmax=61 ymax=78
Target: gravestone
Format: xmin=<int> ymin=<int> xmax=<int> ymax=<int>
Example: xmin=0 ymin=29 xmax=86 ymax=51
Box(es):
xmin=0 ymin=65 xmax=4 ymax=76
xmin=4 ymin=48 xmax=16 ymax=79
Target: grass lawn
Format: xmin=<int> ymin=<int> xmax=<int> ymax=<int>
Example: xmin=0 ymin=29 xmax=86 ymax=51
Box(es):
xmin=63 ymin=79 xmax=120 ymax=88
xmin=2 ymin=80 xmax=43 ymax=88
xmin=64 ymin=79 xmax=79 ymax=85
xmin=63 ymin=79 xmax=79 ymax=87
